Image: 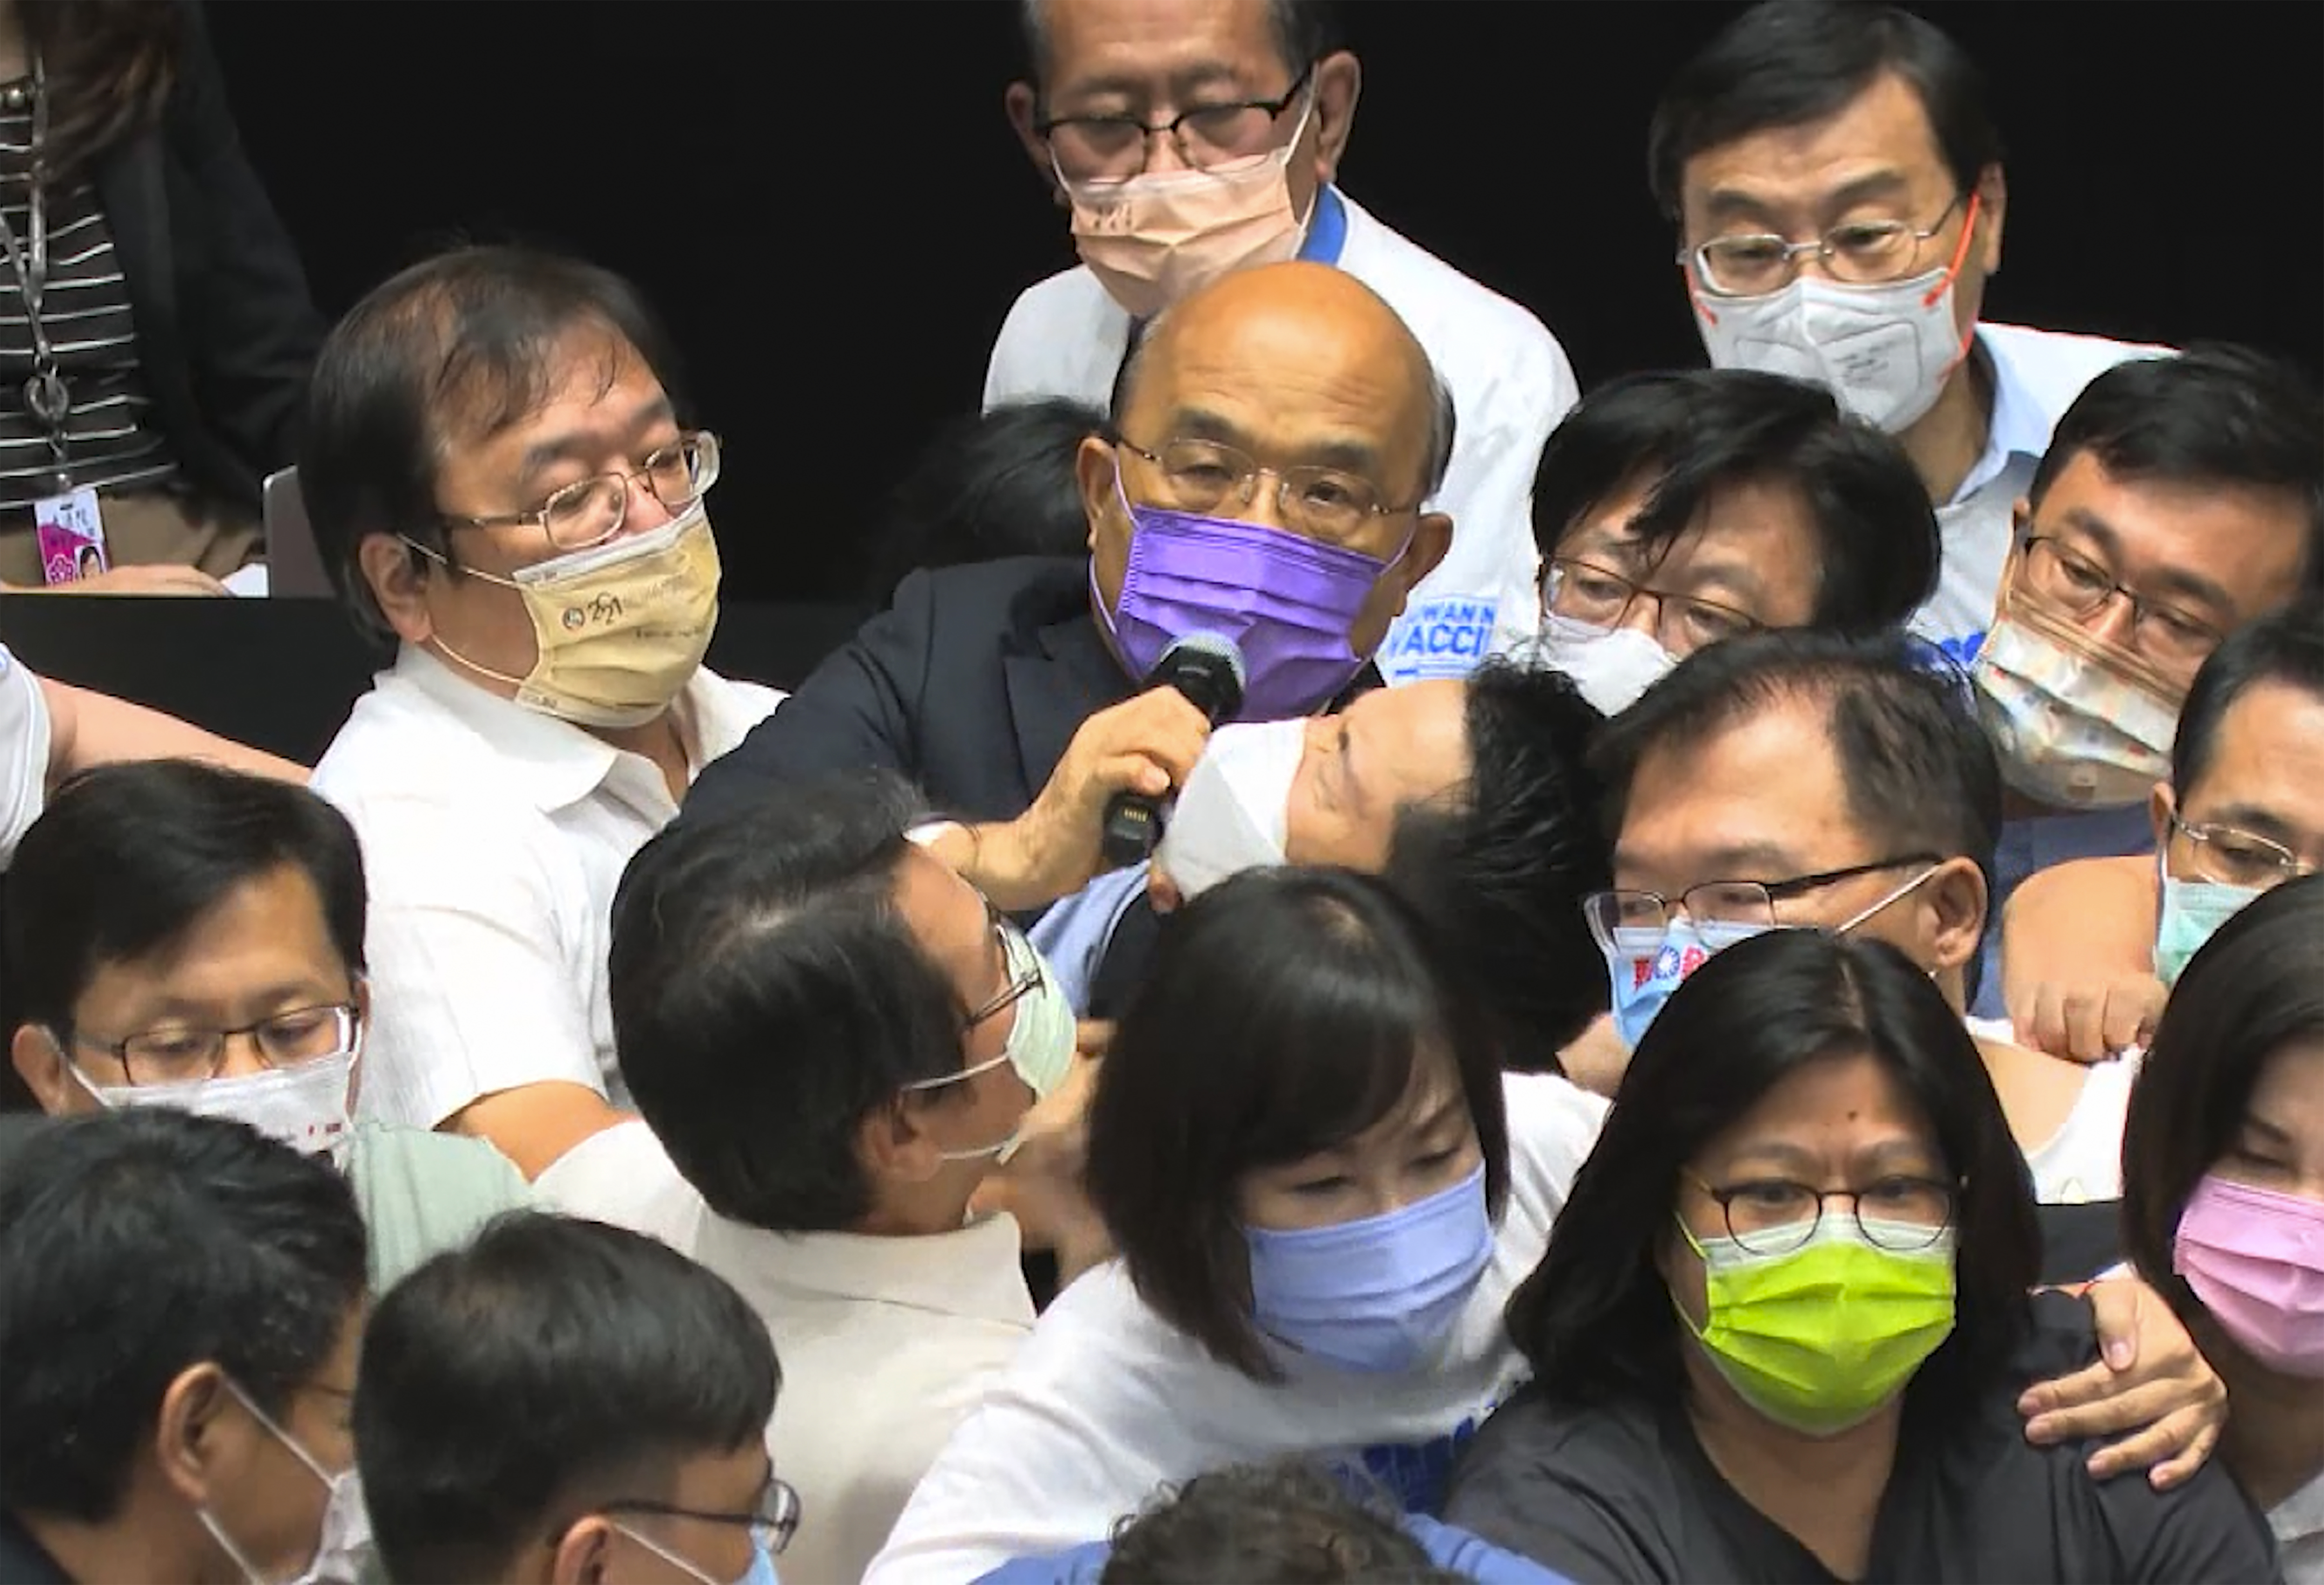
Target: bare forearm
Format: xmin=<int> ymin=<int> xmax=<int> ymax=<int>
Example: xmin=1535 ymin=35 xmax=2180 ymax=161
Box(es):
xmin=41 ymin=678 xmax=308 ymax=788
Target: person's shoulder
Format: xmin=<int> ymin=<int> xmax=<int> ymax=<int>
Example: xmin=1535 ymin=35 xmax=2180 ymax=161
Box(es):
xmin=989 ymin=269 xmax=1123 ymax=405
xmin=1336 ymin=192 xmax=1569 ymax=380
xmin=1981 ymin=323 xmax=2174 ymax=418
xmin=1503 ymin=1072 xmax=1611 ymax=1177
xmin=893 ymin=556 xmax=1091 ymax=643
xmin=1446 ymin=1386 xmax=1683 ymax=1581
xmin=343 ymin=1124 xmax=529 ymax=1195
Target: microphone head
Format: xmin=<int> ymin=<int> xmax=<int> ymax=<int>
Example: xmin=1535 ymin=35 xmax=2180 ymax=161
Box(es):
xmin=1156 ymin=631 xmax=1247 ymax=721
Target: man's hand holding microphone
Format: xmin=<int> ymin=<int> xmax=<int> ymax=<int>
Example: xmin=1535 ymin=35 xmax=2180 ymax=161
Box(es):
xmin=922 ymin=635 xmax=1246 ymax=912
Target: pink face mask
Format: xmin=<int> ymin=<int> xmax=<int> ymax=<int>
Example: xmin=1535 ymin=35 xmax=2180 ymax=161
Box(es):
xmin=2174 ymin=1174 xmax=2324 ymax=1377
xmin=1061 ymin=93 xmax=1316 ymax=320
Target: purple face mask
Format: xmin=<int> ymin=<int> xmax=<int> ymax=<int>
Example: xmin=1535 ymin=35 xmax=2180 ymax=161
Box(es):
xmin=1096 ymin=474 xmax=1400 ymax=719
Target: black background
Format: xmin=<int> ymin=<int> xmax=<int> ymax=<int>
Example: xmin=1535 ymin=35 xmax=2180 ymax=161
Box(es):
xmin=207 ymin=0 xmax=2324 ymax=605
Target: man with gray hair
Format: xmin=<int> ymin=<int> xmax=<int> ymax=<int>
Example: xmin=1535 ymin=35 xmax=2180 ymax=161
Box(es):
xmin=982 ymin=0 xmax=1574 ymax=683
xmin=685 ymin=259 xmax=1455 ymax=996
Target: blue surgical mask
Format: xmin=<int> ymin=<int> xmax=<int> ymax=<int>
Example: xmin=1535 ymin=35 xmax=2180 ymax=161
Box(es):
xmin=613 ymin=1525 xmax=779 ymax=1585
xmin=1245 ymin=1164 xmax=1493 ymax=1374
xmin=1602 ymin=916 xmax=1771 ymax=1051
xmin=2155 ymin=870 xmax=2264 ymax=988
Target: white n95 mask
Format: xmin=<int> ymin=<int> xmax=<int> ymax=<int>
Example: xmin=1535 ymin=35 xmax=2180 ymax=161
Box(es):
xmin=1534 ymin=615 xmax=1679 ymax=717
xmin=71 ymin=1047 xmax=357 ymax=1156
xmin=1156 ymin=718 xmax=1307 ymax=900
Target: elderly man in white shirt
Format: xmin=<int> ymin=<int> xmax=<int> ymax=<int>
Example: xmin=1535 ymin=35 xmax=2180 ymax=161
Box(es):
xmin=1651 ymin=0 xmax=2164 ymax=671
xmin=298 ymin=245 xmax=782 ymax=1180
xmin=986 ymin=0 xmax=1577 ymax=682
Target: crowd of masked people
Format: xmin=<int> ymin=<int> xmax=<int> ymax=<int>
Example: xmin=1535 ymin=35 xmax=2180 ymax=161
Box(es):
xmin=3 ymin=0 xmax=2324 ymax=1581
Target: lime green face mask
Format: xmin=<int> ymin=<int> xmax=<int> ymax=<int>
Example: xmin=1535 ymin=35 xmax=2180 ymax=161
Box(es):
xmin=1674 ymin=1215 xmax=1957 ymax=1436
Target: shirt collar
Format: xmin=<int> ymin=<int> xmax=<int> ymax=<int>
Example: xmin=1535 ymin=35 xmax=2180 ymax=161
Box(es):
xmin=693 ymin=1208 xmax=1037 ymax=1326
xmin=389 ymin=644 xmax=738 ymax=816
xmin=1948 ymin=325 xmax=2053 ymax=506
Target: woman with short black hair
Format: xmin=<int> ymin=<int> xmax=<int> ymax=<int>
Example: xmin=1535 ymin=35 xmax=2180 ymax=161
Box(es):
xmin=1444 ymin=930 xmax=2273 ymax=1583
xmin=867 ymin=868 xmax=1611 ymax=1583
xmin=2122 ymin=874 xmax=2324 ymax=1580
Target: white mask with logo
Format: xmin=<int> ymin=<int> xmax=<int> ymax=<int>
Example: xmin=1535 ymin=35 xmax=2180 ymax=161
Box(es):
xmin=69 ymin=1044 xmax=358 ymax=1157
xmin=1533 ymin=615 xmax=1680 ymax=717
xmin=1155 ymin=717 xmax=1307 ymax=900
xmin=1691 ymin=198 xmax=1981 ymax=435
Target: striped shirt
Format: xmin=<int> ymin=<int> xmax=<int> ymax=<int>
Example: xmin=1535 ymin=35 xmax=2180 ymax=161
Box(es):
xmin=0 ymin=81 xmax=178 ymax=512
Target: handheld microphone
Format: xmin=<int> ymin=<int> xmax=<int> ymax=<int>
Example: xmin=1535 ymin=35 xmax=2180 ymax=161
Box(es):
xmin=1100 ymin=633 xmax=1248 ymax=869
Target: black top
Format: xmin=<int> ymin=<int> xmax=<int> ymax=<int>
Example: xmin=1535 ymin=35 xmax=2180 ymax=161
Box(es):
xmin=1442 ymin=1301 xmax=2279 ymax=1585
xmin=0 ymin=1507 xmax=71 ymax=1585
xmin=82 ymin=0 xmax=326 ymax=518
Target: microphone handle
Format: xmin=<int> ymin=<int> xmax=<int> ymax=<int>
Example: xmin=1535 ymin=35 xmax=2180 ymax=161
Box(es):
xmin=1100 ymin=789 xmax=1162 ymax=869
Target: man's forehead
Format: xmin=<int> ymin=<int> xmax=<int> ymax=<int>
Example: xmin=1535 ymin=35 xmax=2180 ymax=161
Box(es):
xmin=1683 ymin=73 xmax=1951 ymax=214
xmin=1042 ymin=0 xmax=1281 ymax=91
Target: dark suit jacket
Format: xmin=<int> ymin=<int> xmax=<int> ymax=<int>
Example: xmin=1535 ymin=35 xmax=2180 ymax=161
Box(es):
xmin=89 ymin=0 xmax=326 ymax=517
xmin=687 ymin=556 xmax=1129 ymax=830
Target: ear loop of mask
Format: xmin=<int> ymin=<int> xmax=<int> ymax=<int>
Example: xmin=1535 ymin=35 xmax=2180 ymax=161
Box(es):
xmin=396 ymin=537 xmax=531 ymax=692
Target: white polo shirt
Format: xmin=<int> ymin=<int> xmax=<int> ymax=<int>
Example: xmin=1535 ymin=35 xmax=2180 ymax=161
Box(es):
xmin=865 ymin=1072 xmax=1609 ymax=1585
xmin=310 ymin=648 xmax=782 ymax=1129
xmin=1910 ymin=323 xmax=2170 ymax=669
xmin=538 ymin=1120 xmax=1038 ymax=1585
xmin=0 ymin=643 xmax=50 ymax=867
xmin=984 ymin=186 xmax=1581 ymax=684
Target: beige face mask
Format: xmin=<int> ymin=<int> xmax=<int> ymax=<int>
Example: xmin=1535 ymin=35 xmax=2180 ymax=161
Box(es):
xmin=430 ymin=503 xmax=722 ymax=729
xmin=1063 ymin=91 xmax=1316 ymax=320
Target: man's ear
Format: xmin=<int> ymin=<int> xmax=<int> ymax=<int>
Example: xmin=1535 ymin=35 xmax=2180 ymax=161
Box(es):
xmin=12 ymin=1023 xmax=74 ymax=1115
xmin=858 ymin=1094 xmax=944 ymax=1192
xmin=1396 ymin=513 xmax=1454 ymax=607
xmin=357 ymin=534 xmax=435 ymax=645
xmin=1310 ymin=50 xmax=1361 ymax=184
xmin=548 ymin=1515 xmax=618 ymax=1585
xmin=2151 ymin=781 xmax=2177 ymax=853
xmin=1077 ymin=436 xmax=1121 ymax=555
xmin=153 ymin=1362 xmax=248 ymax=1511
xmin=1972 ymin=162 xmax=2008 ymax=277
xmin=1004 ymin=81 xmax=1064 ymax=203
xmin=1922 ymin=856 xmax=1990 ymax=975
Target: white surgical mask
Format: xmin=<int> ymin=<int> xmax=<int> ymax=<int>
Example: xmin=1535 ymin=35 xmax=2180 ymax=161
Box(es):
xmin=69 ymin=1044 xmax=357 ymax=1156
xmin=1533 ymin=615 xmax=1679 ymax=716
xmin=1691 ymin=200 xmax=1981 ymax=435
xmin=1155 ymin=717 xmax=1307 ymax=899
xmin=901 ymin=927 xmax=1077 ymax=1163
xmin=201 ymin=1378 xmax=372 ymax=1585
xmin=1970 ymin=589 xmax=2182 ymax=810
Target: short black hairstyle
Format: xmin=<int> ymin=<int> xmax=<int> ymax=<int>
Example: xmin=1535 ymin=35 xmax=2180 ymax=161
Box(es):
xmin=866 ymin=398 xmax=1104 ymax=600
xmin=2122 ymin=875 xmax=2324 ymax=1325
xmin=0 ymin=1108 xmax=368 ymax=1522
xmin=2169 ymin=602 xmax=2324 ymax=798
xmin=1532 ymin=369 xmax=1940 ymax=636
xmin=1594 ymin=629 xmax=2002 ymax=916
xmin=298 ymin=244 xmax=689 ymax=646
xmin=1019 ymin=0 xmax=1345 ymax=93
xmin=1087 ymin=868 xmax=1511 ymax=1383
xmin=2028 ymin=344 xmax=2324 ymax=596
xmin=1103 ymin=1459 xmax=1451 ymax=1585
xmin=1506 ymin=930 xmax=2040 ymax=1427
xmin=1648 ymin=0 xmax=2003 ymax=220
xmin=612 ymin=771 xmax=981 ymax=1234
xmin=4 ymin=761 xmax=368 ymax=1035
xmin=355 ymin=1211 xmax=781 ymax=1585
xmin=1382 ymin=660 xmax=1611 ymax=1063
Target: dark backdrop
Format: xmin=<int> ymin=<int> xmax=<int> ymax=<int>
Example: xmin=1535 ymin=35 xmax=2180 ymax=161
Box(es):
xmin=208 ymin=0 xmax=2324 ymax=605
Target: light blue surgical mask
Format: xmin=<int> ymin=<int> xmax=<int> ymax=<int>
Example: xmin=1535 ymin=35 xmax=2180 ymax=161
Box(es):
xmin=2155 ymin=870 xmax=2264 ymax=988
xmin=613 ymin=1526 xmax=779 ymax=1585
xmin=1245 ymin=1164 xmax=1494 ymax=1374
xmin=1600 ymin=866 xmax=1941 ymax=1051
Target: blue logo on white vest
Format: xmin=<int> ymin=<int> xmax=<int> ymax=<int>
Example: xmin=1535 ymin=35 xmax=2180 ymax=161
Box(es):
xmin=1384 ymin=597 xmax=1498 ymax=684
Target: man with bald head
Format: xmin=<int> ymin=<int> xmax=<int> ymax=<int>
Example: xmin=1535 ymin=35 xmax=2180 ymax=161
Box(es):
xmin=683 ymin=262 xmax=1451 ymax=993
xmin=983 ymin=0 xmax=1574 ymax=683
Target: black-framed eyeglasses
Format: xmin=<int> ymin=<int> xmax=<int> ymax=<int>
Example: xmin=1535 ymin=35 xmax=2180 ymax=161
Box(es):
xmin=595 ymin=1475 xmax=801 ymax=1558
xmin=1039 ymin=64 xmax=1314 ymax=184
xmin=1585 ymin=854 xmax=1942 ymax=943
xmin=2169 ymin=810 xmax=2320 ymax=890
xmin=1119 ymin=436 xmax=1414 ymax=543
xmin=1687 ymin=1171 xmax=1960 ymax=1255
xmin=1543 ymin=556 xmax=1764 ymax=654
xmin=65 ymin=1002 xmax=361 ymax=1088
xmin=442 ymin=431 xmax=722 ymax=552
xmin=2018 ymin=534 xmax=2228 ymax=671
xmin=961 ymin=907 xmax=1044 ymax=1032
xmin=1685 ymin=193 xmax=1965 ymax=298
